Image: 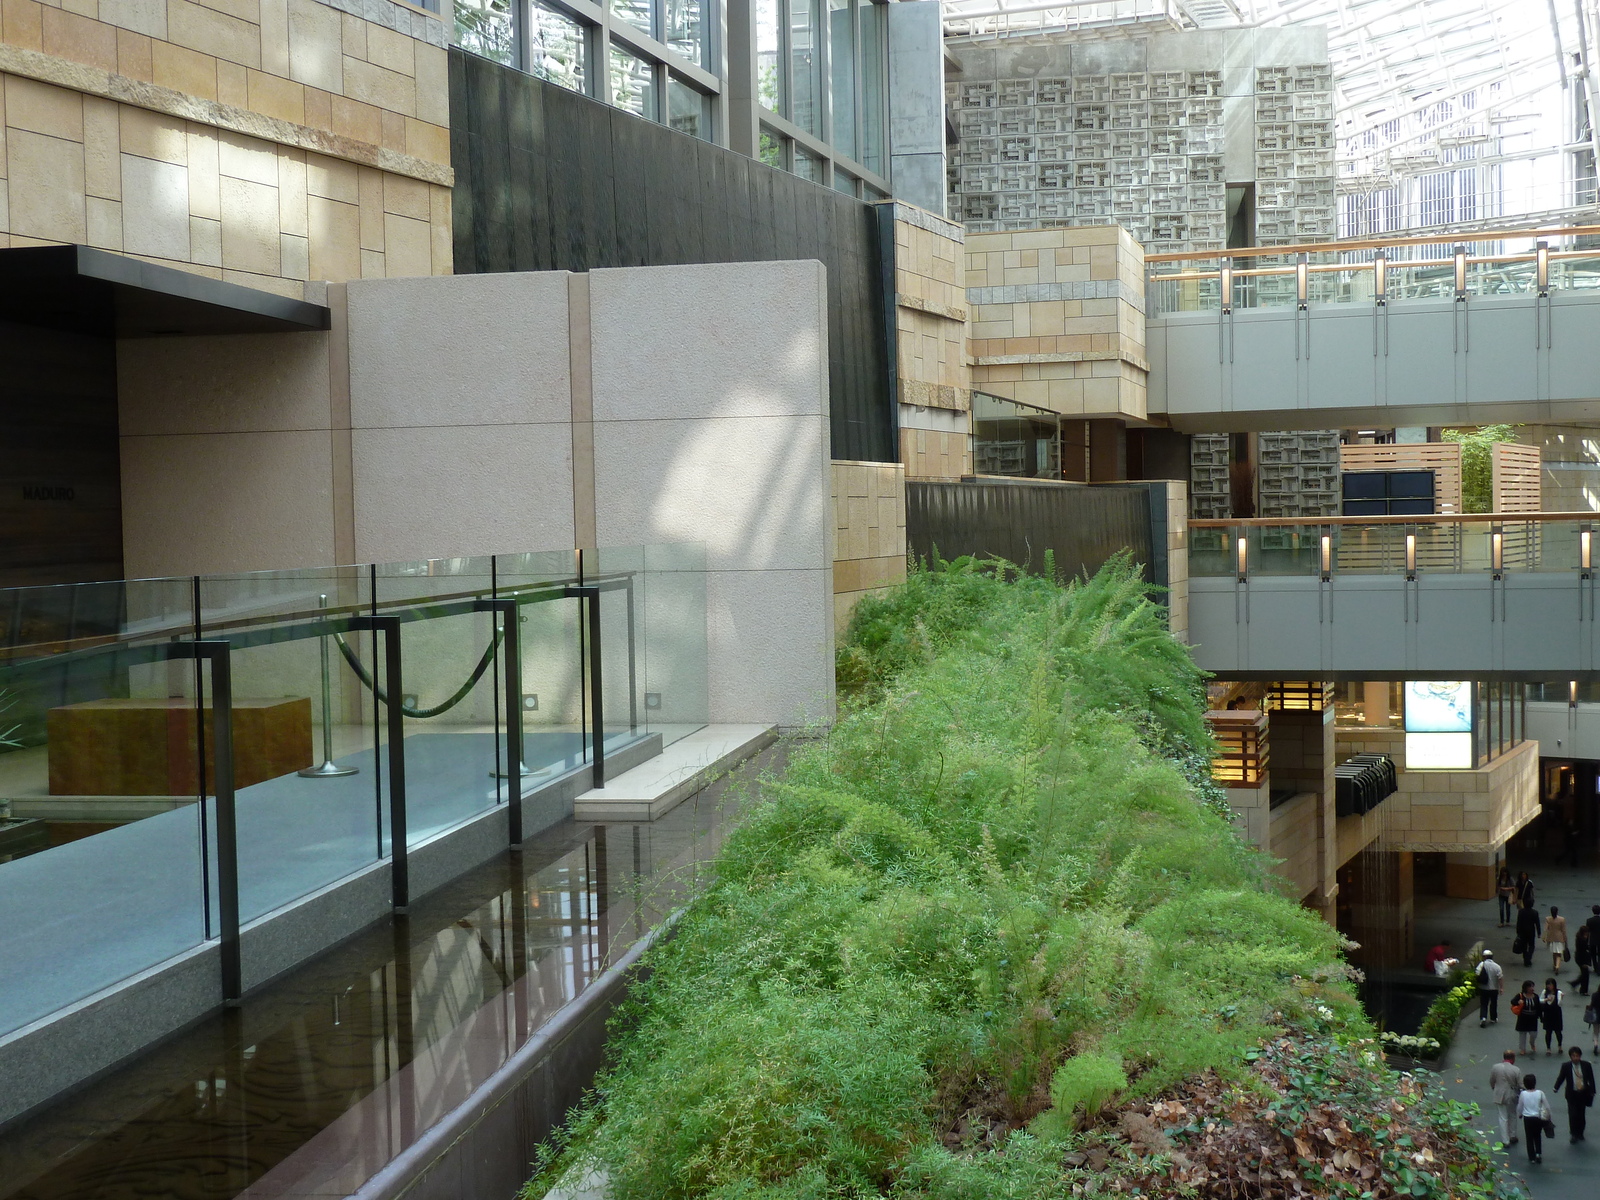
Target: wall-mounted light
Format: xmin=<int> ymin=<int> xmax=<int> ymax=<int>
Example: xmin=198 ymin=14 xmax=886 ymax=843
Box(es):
xmin=1237 ymin=535 xmax=1249 ymax=580
xmin=522 ymin=693 xmax=540 ymax=712
xmin=1373 ymin=250 xmax=1388 ymax=304
xmin=1220 ymin=263 xmax=1233 ymax=314
xmin=1583 ymin=525 xmax=1593 ymax=577
xmin=1405 ymin=532 xmax=1417 ymax=579
xmin=1454 ymin=244 xmax=1468 ymax=299
xmin=1296 ymin=252 xmax=1309 ymax=309
xmin=1572 ymin=680 xmax=1580 ymax=708
xmin=1320 ymin=533 xmax=1332 ymax=580
xmin=1537 ymin=239 xmax=1550 ymax=297
xmin=1491 ymin=527 xmax=1504 ymax=577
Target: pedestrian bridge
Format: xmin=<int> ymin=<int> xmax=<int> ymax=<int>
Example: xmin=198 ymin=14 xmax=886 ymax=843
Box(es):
xmin=1145 ymin=226 xmax=1600 ymax=432
xmin=1186 ymin=514 xmax=1600 ymax=678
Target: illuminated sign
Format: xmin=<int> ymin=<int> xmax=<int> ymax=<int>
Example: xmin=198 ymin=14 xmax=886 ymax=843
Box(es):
xmin=1404 ymin=681 xmax=1474 ymax=769
xmin=1404 ymin=681 xmax=1473 ymax=733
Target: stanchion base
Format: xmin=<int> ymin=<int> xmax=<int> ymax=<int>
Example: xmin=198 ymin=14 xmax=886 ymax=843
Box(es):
xmin=299 ymin=760 xmax=359 ymax=778
xmin=491 ymin=765 xmax=554 ymax=780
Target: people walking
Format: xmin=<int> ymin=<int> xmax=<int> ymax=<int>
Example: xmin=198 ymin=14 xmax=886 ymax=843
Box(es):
xmin=1519 ymin=1074 xmax=1553 ymax=1163
xmin=1541 ymin=978 xmax=1565 ymax=1054
xmin=1587 ymin=904 xmax=1600 ymax=949
xmin=1478 ymin=950 xmax=1505 ymax=1026
xmin=1490 ymin=1050 xmax=1523 ymax=1146
xmin=1546 ymin=907 xmax=1569 ymax=975
xmin=1577 ymin=926 xmax=1594 ymax=996
xmin=1498 ymin=867 xmax=1516 ymax=926
xmin=1519 ymin=872 xmax=1536 ymax=909
xmin=1518 ymin=900 xmax=1543 ymax=967
xmin=1553 ymin=1047 xmax=1596 ymax=1142
xmin=1516 ymin=981 xmax=1542 ymax=1055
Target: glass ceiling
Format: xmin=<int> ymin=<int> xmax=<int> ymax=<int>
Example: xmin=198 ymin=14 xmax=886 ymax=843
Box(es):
xmin=942 ymin=0 xmax=1600 ymax=233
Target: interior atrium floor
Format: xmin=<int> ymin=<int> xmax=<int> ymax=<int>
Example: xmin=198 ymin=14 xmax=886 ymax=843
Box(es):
xmin=1423 ymin=856 xmax=1600 ymax=1198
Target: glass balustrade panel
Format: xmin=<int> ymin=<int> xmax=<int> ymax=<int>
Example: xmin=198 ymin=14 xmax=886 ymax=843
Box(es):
xmin=0 ymin=577 xmax=209 ymax=1036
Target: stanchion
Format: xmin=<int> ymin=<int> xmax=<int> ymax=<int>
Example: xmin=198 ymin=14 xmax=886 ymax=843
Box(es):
xmin=299 ymin=592 xmax=359 ymax=778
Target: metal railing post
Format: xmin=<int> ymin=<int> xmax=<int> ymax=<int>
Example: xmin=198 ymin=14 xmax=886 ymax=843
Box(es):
xmin=566 ymin=584 xmax=606 ymax=787
xmin=172 ymin=640 xmax=240 ymax=1002
xmin=476 ymin=598 xmax=524 ymax=845
xmin=353 ymin=615 xmax=408 ymax=908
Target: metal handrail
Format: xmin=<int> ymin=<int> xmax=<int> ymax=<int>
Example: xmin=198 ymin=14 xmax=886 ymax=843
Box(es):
xmin=1191 ymin=513 xmax=1591 ymax=528
xmin=1146 ymin=222 xmax=1600 ymax=265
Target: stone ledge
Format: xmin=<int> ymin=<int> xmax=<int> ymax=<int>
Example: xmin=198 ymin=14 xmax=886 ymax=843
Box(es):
xmin=896 ymin=292 xmax=969 ymax=322
xmin=0 ymin=45 xmax=453 ymax=188
xmin=972 ymin=350 xmax=1152 ymax=372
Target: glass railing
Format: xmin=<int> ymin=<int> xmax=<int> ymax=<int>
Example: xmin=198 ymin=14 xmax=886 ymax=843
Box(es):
xmin=1147 ymin=222 xmax=1600 ymax=318
xmin=0 ymin=545 xmax=706 ymax=1038
xmin=1190 ymin=516 xmax=1594 ymax=577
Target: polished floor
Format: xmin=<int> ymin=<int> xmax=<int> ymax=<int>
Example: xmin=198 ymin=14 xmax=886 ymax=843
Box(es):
xmin=0 ymin=744 xmax=776 ymax=1200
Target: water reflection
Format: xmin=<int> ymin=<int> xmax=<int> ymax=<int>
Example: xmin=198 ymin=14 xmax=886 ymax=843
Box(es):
xmin=0 ymin=772 xmax=747 ymax=1200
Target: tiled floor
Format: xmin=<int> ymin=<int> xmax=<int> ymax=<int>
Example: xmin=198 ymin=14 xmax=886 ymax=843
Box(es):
xmin=1423 ymin=857 xmax=1600 ymax=1199
xmin=0 ymin=742 xmax=783 ymax=1200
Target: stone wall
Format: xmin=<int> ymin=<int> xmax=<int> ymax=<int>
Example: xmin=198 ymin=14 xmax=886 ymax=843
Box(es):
xmin=891 ymin=201 xmax=971 ymax=480
xmin=831 ymin=459 xmax=907 ymax=633
xmin=1333 ymin=728 xmax=1541 ymax=853
xmin=964 ymin=224 xmax=1147 ymax=422
xmin=0 ymin=0 xmax=452 ymax=295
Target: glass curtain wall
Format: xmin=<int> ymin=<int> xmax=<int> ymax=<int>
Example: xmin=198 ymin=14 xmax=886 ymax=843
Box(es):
xmin=456 ymin=0 xmax=714 ymax=139
xmin=757 ymin=0 xmax=890 ymax=193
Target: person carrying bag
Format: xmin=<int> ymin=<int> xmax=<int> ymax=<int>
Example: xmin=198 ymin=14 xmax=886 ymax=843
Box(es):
xmin=1554 ymin=1047 xmax=1596 ymax=1142
xmin=1518 ymin=1074 xmax=1554 ymax=1163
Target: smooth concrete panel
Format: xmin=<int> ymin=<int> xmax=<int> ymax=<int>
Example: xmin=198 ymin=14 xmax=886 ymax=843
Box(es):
xmin=118 ymin=331 xmax=334 ymax=436
xmin=347 ymin=273 xmax=572 ymax=430
xmin=350 ymin=423 xmax=575 ymax=563
xmin=588 ymin=261 xmax=828 ymax=424
xmin=887 ymin=1 xmax=945 ymax=156
xmin=705 ymin=566 xmax=835 ymax=727
xmin=591 ymin=415 xmax=829 ymax=573
xmin=121 ymin=430 xmax=338 ymax=576
xmin=1189 ymin=572 xmax=1596 ymax=677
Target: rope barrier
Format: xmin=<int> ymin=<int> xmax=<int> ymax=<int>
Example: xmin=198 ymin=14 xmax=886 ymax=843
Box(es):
xmin=333 ymin=625 xmax=504 ymax=719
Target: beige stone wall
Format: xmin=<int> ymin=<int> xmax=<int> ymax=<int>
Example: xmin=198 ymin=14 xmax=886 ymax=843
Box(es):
xmin=892 ymin=202 xmax=969 ymax=412
xmin=1333 ymin=728 xmax=1540 ymax=852
xmin=0 ymin=0 xmax=451 ymax=295
xmin=900 ymin=426 xmax=969 ymax=481
xmin=891 ymin=202 xmax=972 ymax=482
xmin=1163 ymin=479 xmax=1188 ymax=643
xmin=1270 ymin=790 xmax=1321 ymax=901
xmin=964 ymin=224 xmax=1147 ymax=421
xmin=831 ymin=459 xmax=907 ymax=633
xmin=1225 ymin=779 xmax=1270 ymax=851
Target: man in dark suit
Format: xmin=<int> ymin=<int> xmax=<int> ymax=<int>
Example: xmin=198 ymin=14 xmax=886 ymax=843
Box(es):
xmin=1554 ymin=1046 xmax=1597 ymax=1142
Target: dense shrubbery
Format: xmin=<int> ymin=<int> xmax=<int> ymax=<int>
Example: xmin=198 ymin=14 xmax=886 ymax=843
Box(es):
xmin=530 ymin=557 xmax=1515 ymax=1200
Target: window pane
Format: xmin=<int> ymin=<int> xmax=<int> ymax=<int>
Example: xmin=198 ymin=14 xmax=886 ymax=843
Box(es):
xmin=760 ymin=129 xmax=783 ymax=167
xmin=863 ymin=182 xmax=885 ymax=201
xmin=454 ymin=0 xmax=515 ymax=65
xmin=828 ymin=0 xmax=855 ymax=160
xmin=529 ymin=2 xmax=587 ymax=92
xmin=757 ymin=0 xmax=782 ymax=112
xmin=611 ymin=0 xmax=652 ymax=38
xmin=610 ymin=44 xmax=656 ymax=118
xmin=794 ymin=147 xmax=822 ymax=181
xmin=790 ymin=0 xmax=821 ymax=135
xmin=669 ymin=76 xmax=710 ymax=139
xmin=664 ymin=0 xmax=704 ymax=67
xmin=859 ymin=0 xmax=885 ymax=176
xmin=832 ymin=167 xmax=856 ymax=196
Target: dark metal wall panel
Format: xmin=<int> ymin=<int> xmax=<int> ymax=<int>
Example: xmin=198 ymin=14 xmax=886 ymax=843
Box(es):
xmin=449 ymin=49 xmax=895 ymax=463
xmin=906 ymin=481 xmax=1153 ymax=585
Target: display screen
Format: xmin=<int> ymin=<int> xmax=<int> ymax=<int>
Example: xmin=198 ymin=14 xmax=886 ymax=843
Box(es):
xmin=1406 ymin=732 xmax=1473 ymax=770
xmin=1404 ymin=680 xmax=1473 ymax=733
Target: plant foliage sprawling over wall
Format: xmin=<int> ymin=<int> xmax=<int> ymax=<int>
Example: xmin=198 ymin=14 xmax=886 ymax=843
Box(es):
xmin=531 ymin=557 xmax=1516 ymax=1200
